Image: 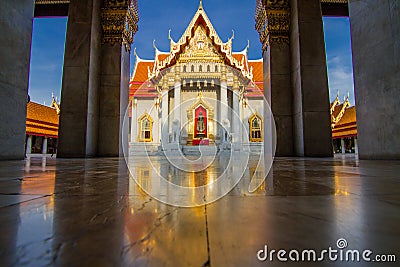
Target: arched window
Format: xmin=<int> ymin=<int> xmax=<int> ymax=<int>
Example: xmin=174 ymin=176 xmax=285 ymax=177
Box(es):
xmin=215 ymin=65 xmax=218 ymax=72
xmin=183 ymin=65 xmax=187 ymax=72
xmin=191 ymin=65 xmax=195 ymax=72
xmin=138 ymin=114 xmax=153 ymax=142
xmin=248 ymin=113 xmax=263 ymax=142
xmin=199 ymin=65 xmax=203 ymax=72
xmin=207 ymin=65 xmax=211 ymax=72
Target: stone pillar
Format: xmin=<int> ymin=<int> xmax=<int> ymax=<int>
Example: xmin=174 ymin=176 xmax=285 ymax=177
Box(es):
xmin=290 ymin=0 xmax=332 ymax=157
xmin=220 ymin=69 xmax=228 ymax=122
xmin=341 ymin=138 xmax=346 ymax=154
xmin=174 ymin=68 xmax=181 ymax=122
xmin=58 ymin=0 xmax=102 ymax=157
xmin=42 ymin=137 xmax=48 ymax=154
xmin=26 ymin=135 xmax=32 ymax=156
xmin=161 ymin=86 xmax=169 ymax=144
xmin=354 ymin=137 xmax=359 ymax=156
xmin=220 ymin=67 xmax=229 ymax=141
xmin=0 ymin=1 xmax=34 ymax=160
xmin=256 ymin=0 xmax=293 ymax=156
xmin=130 ymin=99 xmax=138 ymax=142
xmin=58 ymin=0 xmax=138 ymax=158
xmin=97 ymin=0 xmax=138 ymax=157
xmin=97 ymin=45 xmax=130 ymax=157
xmin=232 ymin=83 xmax=240 ymax=143
xmin=349 ymin=0 xmax=400 ymax=159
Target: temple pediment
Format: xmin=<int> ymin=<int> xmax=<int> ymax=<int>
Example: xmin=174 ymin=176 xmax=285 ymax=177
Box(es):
xmin=179 ymin=25 xmax=222 ymax=61
xmin=148 ymin=1 xmax=253 ymax=81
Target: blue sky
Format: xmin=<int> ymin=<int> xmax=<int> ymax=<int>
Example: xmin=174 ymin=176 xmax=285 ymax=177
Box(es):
xmin=28 ymin=0 xmax=355 ymax=105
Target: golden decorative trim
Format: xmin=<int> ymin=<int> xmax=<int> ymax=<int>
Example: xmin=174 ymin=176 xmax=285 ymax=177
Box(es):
xmin=149 ymin=3 xmax=253 ymax=81
xmin=186 ymin=93 xmax=214 ymax=141
xmin=138 ymin=113 xmax=153 ymax=142
xmin=101 ymin=0 xmax=139 ymax=51
xmin=248 ymin=112 xmax=263 ymax=142
xmin=321 ymin=0 xmax=347 ymax=3
xmin=35 ymin=0 xmax=69 ymax=4
xmin=255 ymin=0 xmax=290 ymax=49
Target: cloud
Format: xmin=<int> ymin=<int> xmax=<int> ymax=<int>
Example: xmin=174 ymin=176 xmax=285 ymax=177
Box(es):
xmin=326 ymin=56 xmax=355 ymax=105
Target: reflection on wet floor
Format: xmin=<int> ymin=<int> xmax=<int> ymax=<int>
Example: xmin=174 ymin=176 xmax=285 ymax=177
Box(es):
xmin=0 ymin=156 xmax=399 ymax=266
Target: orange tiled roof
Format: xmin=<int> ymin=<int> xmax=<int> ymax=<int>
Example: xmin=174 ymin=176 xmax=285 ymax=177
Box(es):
xmin=331 ymin=103 xmax=357 ymax=139
xmin=26 ymin=102 xmax=59 ymax=138
xmin=157 ymin=53 xmax=169 ymax=62
xmin=130 ymin=56 xmax=264 ymax=98
xmin=249 ymin=60 xmax=263 ymax=83
xmin=336 ymin=106 xmax=356 ymax=127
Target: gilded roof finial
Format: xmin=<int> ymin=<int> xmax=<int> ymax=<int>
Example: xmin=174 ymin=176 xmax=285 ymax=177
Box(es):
xmin=199 ymin=0 xmax=203 ymax=10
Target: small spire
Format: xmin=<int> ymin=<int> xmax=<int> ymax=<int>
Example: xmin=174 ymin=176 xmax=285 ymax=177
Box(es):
xmin=229 ymin=29 xmax=235 ymax=42
xmin=199 ymin=0 xmax=203 ymax=10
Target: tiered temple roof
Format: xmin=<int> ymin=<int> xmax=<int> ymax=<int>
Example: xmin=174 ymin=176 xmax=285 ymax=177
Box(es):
xmin=26 ymin=101 xmax=59 ymax=138
xmin=330 ymin=95 xmax=357 ymax=139
xmin=129 ymin=1 xmax=264 ymax=99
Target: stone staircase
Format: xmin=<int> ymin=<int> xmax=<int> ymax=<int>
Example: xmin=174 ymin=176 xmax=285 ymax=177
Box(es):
xmin=181 ymin=145 xmax=218 ymax=156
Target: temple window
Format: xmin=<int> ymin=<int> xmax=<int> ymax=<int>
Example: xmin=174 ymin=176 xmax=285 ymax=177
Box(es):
xmin=215 ymin=65 xmax=218 ymax=72
xmin=139 ymin=114 xmax=153 ymax=142
xmin=199 ymin=65 xmax=203 ymax=72
xmin=191 ymin=65 xmax=195 ymax=72
xmin=207 ymin=65 xmax=211 ymax=72
xmin=249 ymin=114 xmax=263 ymax=142
xmin=183 ymin=65 xmax=187 ymax=72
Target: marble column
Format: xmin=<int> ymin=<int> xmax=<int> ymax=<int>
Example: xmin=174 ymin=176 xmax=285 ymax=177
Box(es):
xmin=58 ymin=0 xmax=102 ymax=157
xmin=354 ymin=138 xmax=359 ymax=156
xmin=290 ymin=0 xmax=333 ymax=157
xmin=98 ymin=44 xmax=130 ymax=157
xmin=42 ymin=137 xmax=48 ymax=154
xmin=220 ymin=77 xmax=228 ymax=122
xmin=232 ymin=86 xmax=240 ymax=144
xmin=341 ymin=138 xmax=346 ymax=154
xmin=174 ymin=69 xmax=181 ymax=123
xmin=349 ymin=0 xmax=400 ymax=159
xmin=263 ymin=43 xmax=294 ymax=156
xmin=130 ymin=99 xmax=138 ymax=143
xmin=25 ymin=135 xmax=32 ymax=155
xmin=0 ymin=0 xmax=34 ymax=160
xmin=220 ymin=68 xmax=228 ymax=141
xmin=161 ymin=86 xmax=169 ymax=144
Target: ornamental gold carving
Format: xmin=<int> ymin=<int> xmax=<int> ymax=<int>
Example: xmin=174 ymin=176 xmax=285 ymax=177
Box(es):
xmin=255 ymin=0 xmax=290 ymax=49
xmin=101 ymin=0 xmax=139 ymax=51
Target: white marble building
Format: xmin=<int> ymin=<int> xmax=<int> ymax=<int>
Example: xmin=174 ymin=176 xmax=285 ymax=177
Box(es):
xmin=129 ymin=2 xmax=265 ymax=155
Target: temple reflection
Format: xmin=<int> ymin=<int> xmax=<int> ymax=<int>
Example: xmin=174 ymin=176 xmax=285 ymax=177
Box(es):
xmin=127 ymin=153 xmax=270 ymax=206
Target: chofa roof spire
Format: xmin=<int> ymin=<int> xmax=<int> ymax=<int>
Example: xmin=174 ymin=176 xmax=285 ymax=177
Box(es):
xmin=199 ymin=0 xmax=203 ymax=10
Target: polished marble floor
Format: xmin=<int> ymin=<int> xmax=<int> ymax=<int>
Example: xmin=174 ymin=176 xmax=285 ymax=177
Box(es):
xmin=0 ymin=155 xmax=399 ymax=266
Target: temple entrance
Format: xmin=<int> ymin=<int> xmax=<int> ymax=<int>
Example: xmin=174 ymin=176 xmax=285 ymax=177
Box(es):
xmin=186 ymin=92 xmax=215 ymax=146
xmin=193 ymin=105 xmax=208 ymax=145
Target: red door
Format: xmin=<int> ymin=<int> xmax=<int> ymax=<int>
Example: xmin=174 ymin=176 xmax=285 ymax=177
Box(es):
xmin=194 ymin=105 xmax=207 ymax=139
